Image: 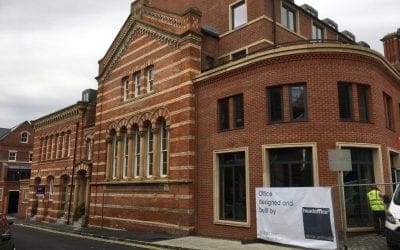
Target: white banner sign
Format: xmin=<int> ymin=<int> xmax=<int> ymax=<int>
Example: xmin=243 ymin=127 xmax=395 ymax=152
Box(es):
xmin=256 ymin=187 xmax=337 ymax=250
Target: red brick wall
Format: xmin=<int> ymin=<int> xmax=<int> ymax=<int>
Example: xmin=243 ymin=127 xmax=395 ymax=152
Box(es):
xmin=194 ymin=48 xmax=400 ymax=239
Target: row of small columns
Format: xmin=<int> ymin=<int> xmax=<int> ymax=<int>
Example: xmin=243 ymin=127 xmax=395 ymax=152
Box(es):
xmin=40 ymin=132 xmax=71 ymax=161
xmin=105 ymin=125 xmax=165 ymax=181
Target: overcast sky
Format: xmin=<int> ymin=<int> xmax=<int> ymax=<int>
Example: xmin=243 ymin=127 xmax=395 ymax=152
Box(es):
xmin=0 ymin=0 xmax=399 ymax=128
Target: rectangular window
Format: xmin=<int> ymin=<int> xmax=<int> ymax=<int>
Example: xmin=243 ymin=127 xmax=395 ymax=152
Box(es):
xmin=49 ymin=178 xmax=54 ymax=200
xmin=134 ymin=130 xmax=141 ymax=178
xmin=160 ymin=122 xmax=169 ymax=177
xmin=282 ymin=5 xmax=296 ymax=31
xmin=338 ymin=83 xmax=353 ymax=120
xmin=231 ymin=1 xmax=246 ymax=29
xmin=231 ymin=50 xmax=246 ymax=61
xmin=357 ymin=85 xmax=370 ymax=122
xmin=147 ymin=66 xmax=154 ymax=92
xmin=112 ymin=136 xmax=118 ymax=179
xmin=218 ymin=94 xmax=244 ymax=131
xmin=218 ymin=151 xmax=247 ymax=222
xmin=67 ymin=133 xmax=71 ymax=157
xmin=123 ymin=133 xmax=128 ymax=178
xmin=384 ymin=93 xmax=394 ymax=130
xmin=29 ymin=152 xmax=33 ymax=162
xmin=147 ymin=126 xmax=153 ymax=177
xmin=134 ymin=72 xmax=141 ymax=97
xmin=267 ymin=86 xmax=283 ymax=123
xmin=312 ymin=23 xmax=324 ymax=40
xmin=269 ymin=147 xmax=313 ymax=187
xmin=123 ymin=77 xmax=129 ymax=101
xmin=21 ymin=132 xmax=28 ymax=143
xmin=8 ymin=152 xmax=16 ymax=161
xmin=289 ymin=84 xmax=307 ymax=121
xmin=218 ymin=97 xmax=230 ymax=131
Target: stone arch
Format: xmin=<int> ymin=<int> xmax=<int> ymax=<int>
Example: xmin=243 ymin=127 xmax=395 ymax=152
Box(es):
xmin=117 ymin=118 xmax=129 ymax=132
xmin=152 ymin=107 xmax=171 ymax=127
xmin=128 ymin=115 xmax=140 ymax=130
xmin=76 ymin=162 xmax=92 ymax=177
xmin=139 ymin=112 xmax=154 ymax=130
xmin=107 ymin=122 xmax=118 ymax=135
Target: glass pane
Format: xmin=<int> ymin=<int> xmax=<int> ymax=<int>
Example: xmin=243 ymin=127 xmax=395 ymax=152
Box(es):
xmin=290 ymin=85 xmax=306 ymax=120
xmin=268 ymin=87 xmax=283 ymax=122
xmin=219 ymin=152 xmax=246 ymax=221
xmin=338 ymin=84 xmax=352 ymax=119
xmin=218 ymin=98 xmax=230 ymax=130
xmin=232 ymin=2 xmax=246 ymax=28
xmin=343 ymin=148 xmax=374 ymax=227
xmin=358 ymin=85 xmax=369 ymax=122
xmin=233 ymin=94 xmax=244 ymax=128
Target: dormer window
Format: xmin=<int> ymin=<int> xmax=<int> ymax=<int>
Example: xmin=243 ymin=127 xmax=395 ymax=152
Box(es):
xmin=231 ymin=1 xmax=246 ymax=29
xmin=146 ymin=66 xmax=154 ymax=93
xmin=21 ymin=132 xmax=28 ymax=143
xmin=282 ymin=4 xmax=296 ymax=32
xmin=312 ymin=23 xmax=324 ymax=40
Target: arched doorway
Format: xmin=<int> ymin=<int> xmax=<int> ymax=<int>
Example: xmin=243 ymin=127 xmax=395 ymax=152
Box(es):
xmin=72 ymin=170 xmax=90 ymax=226
xmin=59 ymin=175 xmax=70 ymax=218
xmin=31 ymin=177 xmax=41 ymax=217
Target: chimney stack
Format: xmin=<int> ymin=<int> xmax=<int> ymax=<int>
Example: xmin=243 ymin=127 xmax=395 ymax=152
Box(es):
xmin=381 ymin=28 xmax=400 ymax=71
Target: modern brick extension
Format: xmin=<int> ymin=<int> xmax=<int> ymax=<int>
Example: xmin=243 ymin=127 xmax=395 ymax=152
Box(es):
xmin=28 ymin=0 xmax=400 ymax=241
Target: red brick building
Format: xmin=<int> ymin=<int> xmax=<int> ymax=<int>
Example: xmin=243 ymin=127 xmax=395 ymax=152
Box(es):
xmin=0 ymin=121 xmax=33 ymax=217
xmin=29 ymin=89 xmax=96 ymax=226
xmin=88 ymin=0 xmax=400 ymax=240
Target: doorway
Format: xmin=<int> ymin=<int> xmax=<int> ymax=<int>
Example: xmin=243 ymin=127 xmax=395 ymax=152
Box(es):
xmin=7 ymin=191 xmax=19 ymax=214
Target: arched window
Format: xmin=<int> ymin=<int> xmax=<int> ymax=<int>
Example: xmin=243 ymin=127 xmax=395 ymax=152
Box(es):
xmin=48 ymin=176 xmax=55 ymax=201
xmin=112 ymin=135 xmax=118 ymax=179
xmin=134 ymin=127 xmax=141 ymax=178
xmin=146 ymin=123 xmax=153 ymax=177
xmin=122 ymin=131 xmax=129 ymax=178
xmin=160 ymin=121 xmax=169 ymax=177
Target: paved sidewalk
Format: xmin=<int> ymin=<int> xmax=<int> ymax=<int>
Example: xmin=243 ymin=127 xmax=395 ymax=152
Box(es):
xmin=10 ymin=216 xmax=389 ymax=250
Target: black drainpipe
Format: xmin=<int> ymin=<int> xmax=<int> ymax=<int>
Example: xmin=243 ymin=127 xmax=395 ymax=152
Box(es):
xmin=67 ymin=121 xmax=79 ymax=225
xmin=272 ymin=0 xmax=277 ymax=47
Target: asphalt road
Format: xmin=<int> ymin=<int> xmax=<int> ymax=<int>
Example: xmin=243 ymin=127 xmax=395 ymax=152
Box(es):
xmin=12 ymin=224 xmax=150 ymax=250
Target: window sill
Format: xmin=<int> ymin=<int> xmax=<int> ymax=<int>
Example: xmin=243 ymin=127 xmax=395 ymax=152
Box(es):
xmin=214 ymin=219 xmax=250 ymax=228
xmin=218 ymin=127 xmax=244 ymax=133
xmin=93 ymin=178 xmax=191 ymax=186
xmin=40 ymin=157 xmax=71 ymax=163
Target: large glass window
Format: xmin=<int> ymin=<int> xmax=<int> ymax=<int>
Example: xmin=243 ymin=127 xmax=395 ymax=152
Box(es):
xmin=123 ymin=77 xmax=129 ymax=101
xmin=231 ymin=1 xmax=246 ymax=29
xmin=289 ymin=85 xmax=307 ymax=121
xmin=357 ymin=85 xmax=370 ymax=122
xmin=343 ymin=148 xmax=375 ymax=227
xmin=267 ymin=86 xmax=283 ymax=123
xmin=218 ymin=98 xmax=230 ymax=131
xmin=269 ymin=147 xmax=313 ymax=187
xmin=218 ymin=152 xmax=246 ymax=222
xmin=338 ymin=83 xmax=353 ymax=120
xmin=282 ymin=5 xmax=296 ymax=31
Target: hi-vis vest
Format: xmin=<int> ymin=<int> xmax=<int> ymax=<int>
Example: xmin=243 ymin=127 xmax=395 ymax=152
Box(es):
xmin=367 ymin=190 xmax=385 ymax=211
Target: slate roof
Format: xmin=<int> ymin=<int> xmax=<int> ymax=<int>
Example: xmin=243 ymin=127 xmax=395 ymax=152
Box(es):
xmin=0 ymin=128 xmax=11 ymax=140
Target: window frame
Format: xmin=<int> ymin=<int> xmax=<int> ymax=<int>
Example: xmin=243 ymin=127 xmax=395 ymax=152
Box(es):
xmin=160 ymin=121 xmax=169 ymax=177
xmin=213 ymin=147 xmax=250 ymax=227
xmin=289 ymin=84 xmax=308 ymax=121
xmin=312 ymin=22 xmax=324 ymax=41
xmin=281 ymin=4 xmax=296 ymax=32
xmin=267 ymin=86 xmax=284 ymax=123
xmin=338 ymin=83 xmax=354 ymax=121
xmin=8 ymin=151 xmax=17 ymax=162
xmin=217 ymin=94 xmax=244 ymax=132
xmin=112 ymin=136 xmax=118 ymax=179
xmin=262 ymin=143 xmax=319 ymax=187
xmin=134 ymin=129 xmax=141 ymax=178
xmin=122 ymin=133 xmax=129 ymax=178
xmin=357 ymin=84 xmax=370 ymax=123
xmin=383 ymin=92 xmax=394 ymax=130
xmin=21 ymin=132 xmax=29 ymax=143
xmin=146 ymin=124 xmax=154 ymax=177
xmin=230 ymin=0 xmax=247 ymax=30
xmin=29 ymin=152 xmax=33 ymax=162
xmin=48 ymin=177 xmax=54 ymax=201
xmin=146 ymin=66 xmax=154 ymax=93
xmin=123 ymin=77 xmax=130 ymax=101
xmin=134 ymin=71 xmax=141 ymax=97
